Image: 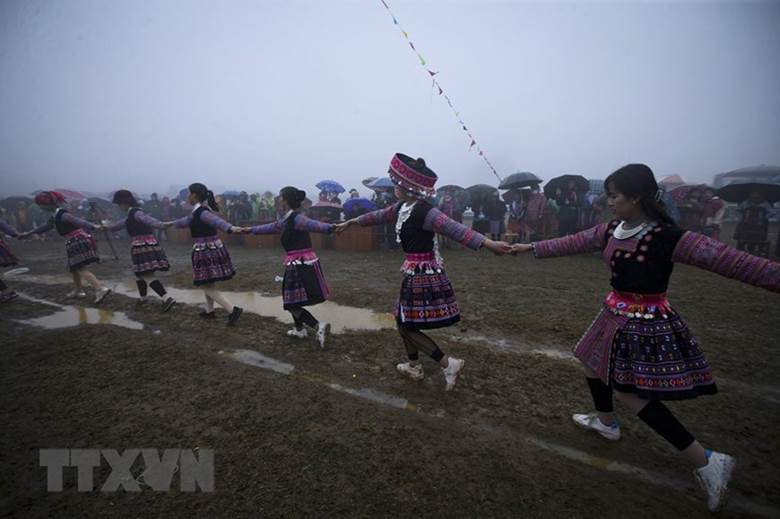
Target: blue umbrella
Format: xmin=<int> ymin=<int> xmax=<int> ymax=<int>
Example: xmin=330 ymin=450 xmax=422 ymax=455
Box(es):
xmin=178 ymin=188 xmax=189 ymax=201
xmin=343 ymin=197 xmax=377 ymax=214
xmin=316 ymin=180 xmax=345 ymax=193
xmin=368 ymin=177 xmax=395 ymax=190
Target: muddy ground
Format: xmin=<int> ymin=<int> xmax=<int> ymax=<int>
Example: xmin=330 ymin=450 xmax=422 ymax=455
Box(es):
xmin=0 ymin=225 xmax=778 ymax=518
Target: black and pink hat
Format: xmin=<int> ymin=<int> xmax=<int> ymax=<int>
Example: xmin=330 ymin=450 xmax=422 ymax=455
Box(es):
xmin=388 ymin=153 xmax=437 ymax=198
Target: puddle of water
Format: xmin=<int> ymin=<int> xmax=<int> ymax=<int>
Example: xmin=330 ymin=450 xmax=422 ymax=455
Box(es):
xmin=12 ymin=274 xmax=395 ymax=334
xmin=530 ymin=348 xmax=577 ymax=362
xmin=15 ymin=294 xmax=144 ymax=331
xmin=222 ymin=349 xmax=295 ymax=375
xmin=14 ymin=274 xmax=780 ymax=410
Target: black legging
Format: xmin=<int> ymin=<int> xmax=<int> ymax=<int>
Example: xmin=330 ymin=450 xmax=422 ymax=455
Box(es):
xmin=135 ymin=276 xmax=167 ymax=298
xmin=289 ymin=307 xmax=318 ymax=329
xmin=398 ymin=326 xmax=444 ymax=362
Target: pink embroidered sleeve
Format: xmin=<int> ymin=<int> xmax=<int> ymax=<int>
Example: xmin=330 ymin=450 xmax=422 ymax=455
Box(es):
xmin=423 ymin=207 xmax=485 ymax=250
xmin=672 ymin=231 xmax=780 ymax=293
xmin=357 ymin=205 xmax=398 ymax=227
xmin=30 ymin=219 xmax=54 ymax=234
xmin=61 ymin=212 xmax=98 ymax=231
xmin=532 ymin=223 xmax=609 ymax=258
xmin=134 ymin=210 xmax=166 ymax=229
xmin=200 ymin=211 xmax=234 ymax=232
xmin=294 ymin=215 xmax=333 ymax=234
xmin=106 ymin=219 xmax=127 ymax=232
xmin=249 ymin=220 xmax=283 ymax=235
xmin=171 ymin=215 xmax=192 ymax=229
xmin=0 ymin=219 xmax=19 ymax=236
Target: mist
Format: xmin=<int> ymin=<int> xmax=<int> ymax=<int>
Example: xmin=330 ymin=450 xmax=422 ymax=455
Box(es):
xmin=1 ymin=0 xmax=778 ymax=197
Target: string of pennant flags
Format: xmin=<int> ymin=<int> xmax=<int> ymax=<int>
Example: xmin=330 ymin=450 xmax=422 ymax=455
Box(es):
xmin=379 ymin=0 xmax=503 ymax=183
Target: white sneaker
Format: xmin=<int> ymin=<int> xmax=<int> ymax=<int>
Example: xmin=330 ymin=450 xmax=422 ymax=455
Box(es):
xmin=442 ymin=357 xmax=465 ymax=391
xmin=396 ymin=362 xmax=424 ymax=381
xmin=287 ymin=327 xmax=308 ymax=339
xmin=694 ymin=451 xmax=736 ymax=512
xmin=572 ymin=412 xmax=621 ymax=441
xmin=94 ymin=287 xmax=112 ymax=304
xmin=66 ymin=289 xmax=87 ymax=299
xmin=316 ymin=322 xmax=331 ymax=349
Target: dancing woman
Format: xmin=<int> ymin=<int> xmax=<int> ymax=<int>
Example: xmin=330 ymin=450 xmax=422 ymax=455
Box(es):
xmin=22 ymin=191 xmax=111 ymax=303
xmin=338 ymin=154 xmax=512 ymax=390
xmin=106 ymin=189 xmax=176 ymax=311
xmin=170 ymin=183 xmax=243 ymax=325
xmin=243 ymin=186 xmax=334 ymax=347
xmin=512 ymin=164 xmax=779 ymax=511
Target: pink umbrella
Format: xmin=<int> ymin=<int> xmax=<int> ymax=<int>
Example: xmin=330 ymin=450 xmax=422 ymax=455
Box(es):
xmin=670 ymin=184 xmax=707 ymax=204
xmin=53 ymin=189 xmax=87 ymax=201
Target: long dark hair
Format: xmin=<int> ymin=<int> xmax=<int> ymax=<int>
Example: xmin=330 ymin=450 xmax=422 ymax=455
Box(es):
xmin=604 ymin=164 xmax=675 ymax=225
xmin=189 ymin=183 xmax=219 ymax=212
xmin=280 ymin=186 xmax=306 ymax=210
xmin=112 ymin=189 xmax=137 ymax=206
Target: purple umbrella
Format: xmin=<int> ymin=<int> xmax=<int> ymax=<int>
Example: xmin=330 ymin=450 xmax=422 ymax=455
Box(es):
xmin=343 ymin=197 xmax=377 ymax=214
xmin=316 ymin=180 xmax=345 ymax=194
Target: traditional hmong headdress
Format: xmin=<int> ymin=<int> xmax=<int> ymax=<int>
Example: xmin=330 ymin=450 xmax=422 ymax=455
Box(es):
xmin=34 ymin=191 xmax=65 ymax=206
xmin=388 ymin=153 xmax=437 ymax=199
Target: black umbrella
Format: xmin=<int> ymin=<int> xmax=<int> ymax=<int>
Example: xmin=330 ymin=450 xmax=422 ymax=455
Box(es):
xmin=543 ymin=175 xmax=589 ymax=198
xmin=717 ymin=182 xmax=780 ymax=204
xmin=361 ymin=176 xmax=378 ymax=188
xmin=466 ymin=184 xmax=498 ymax=196
xmin=466 ymin=184 xmax=498 ymax=211
xmin=499 ymin=172 xmax=542 ymax=190
xmin=437 ymin=184 xmax=465 ymax=193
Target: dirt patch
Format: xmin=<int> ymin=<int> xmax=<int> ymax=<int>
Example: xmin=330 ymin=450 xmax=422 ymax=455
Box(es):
xmin=0 ymin=235 xmax=778 ymax=517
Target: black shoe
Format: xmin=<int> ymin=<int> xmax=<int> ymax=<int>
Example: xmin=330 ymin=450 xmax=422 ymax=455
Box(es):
xmin=199 ymin=310 xmax=216 ymax=319
xmin=162 ymin=297 xmax=176 ymax=313
xmin=227 ymin=306 xmax=243 ymax=326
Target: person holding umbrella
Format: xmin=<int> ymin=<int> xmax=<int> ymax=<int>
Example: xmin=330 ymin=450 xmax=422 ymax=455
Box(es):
xmin=701 ymin=188 xmax=726 ymax=241
xmin=20 ymin=191 xmax=112 ymax=303
xmin=512 ymin=164 xmax=780 ymax=512
xmin=735 ymin=190 xmax=772 ymax=254
xmin=336 ymin=154 xmax=512 ymax=391
xmin=526 ymin=185 xmax=546 ymax=240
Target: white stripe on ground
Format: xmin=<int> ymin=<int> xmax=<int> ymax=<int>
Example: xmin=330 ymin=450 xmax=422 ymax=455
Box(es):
xmin=224 ymin=346 xmax=779 ymax=518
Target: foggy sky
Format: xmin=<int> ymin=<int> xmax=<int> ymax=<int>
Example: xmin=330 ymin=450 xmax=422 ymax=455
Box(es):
xmin=1 ymin=0 xmax=779 ymax=197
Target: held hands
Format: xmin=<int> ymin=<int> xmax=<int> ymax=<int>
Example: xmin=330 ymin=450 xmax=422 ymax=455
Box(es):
xmin=334 ymin=219 xmax=357 ymax=235
xmin=230 ymin=225 xmax=249 ymax=234
xmin=482 ymin=239 xmax=513 ymax=256
xmin=510 ymin=243 xmax=533 ymax=255
xmin=16 ymin=231 xmax=31 ymax=240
